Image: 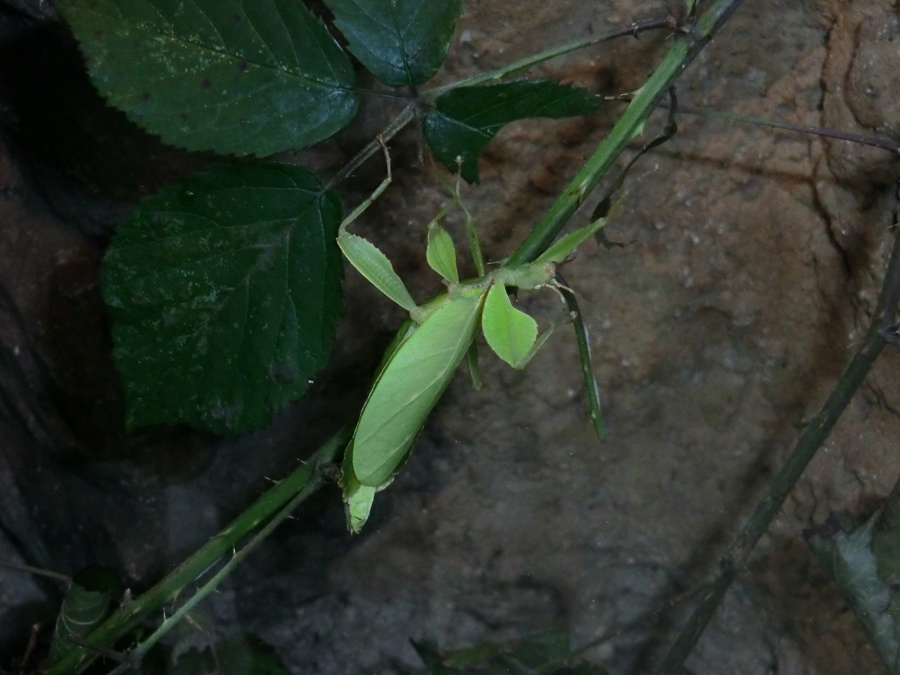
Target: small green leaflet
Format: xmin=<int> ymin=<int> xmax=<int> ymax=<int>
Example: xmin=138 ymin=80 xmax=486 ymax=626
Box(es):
xmin=424 ymin=80 xmax=602 ymax=183
xmin=56 ymin=0 xmax=359 ymax=156
xmin=102 ymin=163 xmax=344 ymax=434
xmin=325 ymin=0 xmax=464 ymax=88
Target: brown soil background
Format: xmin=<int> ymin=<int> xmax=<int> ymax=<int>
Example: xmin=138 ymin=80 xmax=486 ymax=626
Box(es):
xmin=1 ymin=0 xmax=899 ymax=673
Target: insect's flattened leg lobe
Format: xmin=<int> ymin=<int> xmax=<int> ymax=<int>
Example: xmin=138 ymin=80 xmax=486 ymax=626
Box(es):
xmin=482 ymin=283 xmax=538 ymax=369
xmin=337 ymin=232 xmax=418 ymax=313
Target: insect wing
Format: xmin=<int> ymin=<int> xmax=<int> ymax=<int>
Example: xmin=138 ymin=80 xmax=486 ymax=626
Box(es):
xmin=351 ymin=294 xmax=483 ymax=486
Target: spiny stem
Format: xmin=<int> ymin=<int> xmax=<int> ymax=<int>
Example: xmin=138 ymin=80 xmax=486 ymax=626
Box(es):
xmin=42 ymin=429 xmax=350 ymax=675
xmin=104 ymin=471 xmax=328 ymax=675
xmin=507 ymin=0 xmax=745 ymax=266
xmin=656 ymin=226 xmax=900 ymax=673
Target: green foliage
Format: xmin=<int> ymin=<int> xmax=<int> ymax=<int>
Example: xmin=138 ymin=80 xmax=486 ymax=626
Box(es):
xmin=424 ymin=80 xmax=602 ymax=183
xmin=49 ymin=568 xmax=121 ymax=663
xmin=52 ymin=0 xmax=604 ymax=436
xmin=102 ymin=163 xmax=344 ymax=434
xmin=324 ymin=0 xmax=464 ymax=87
xmin=55 ymin=0 xmax=359 ymax=156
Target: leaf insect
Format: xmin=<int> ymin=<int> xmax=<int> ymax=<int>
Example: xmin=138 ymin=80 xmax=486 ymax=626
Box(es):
xmin=336 ymin=141 xmax=608 ymax=533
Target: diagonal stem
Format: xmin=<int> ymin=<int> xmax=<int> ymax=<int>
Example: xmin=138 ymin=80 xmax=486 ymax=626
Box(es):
xmin=656 ymin=226 xmax=900 ymax=673
xmin=507 ymin=0 xmax=746 ymax=266
xmin=42 ymin=428 xmax=350 ymax=675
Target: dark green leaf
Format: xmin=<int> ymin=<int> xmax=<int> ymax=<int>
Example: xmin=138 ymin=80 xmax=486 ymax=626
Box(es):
xmin=424 ymin=80 xmax=602 ymax=183
xmin=808 ymin=512 xmax=900 ymax=671
xmin=103 ymin=163 xmax=344 ymax=435
xmin=56 ymin=0 xmax=359 ymax=156
xmin=325 ymin=0 xmax=464 ymax=87
xmin=49 ymin=568 xmax=121 ymax=663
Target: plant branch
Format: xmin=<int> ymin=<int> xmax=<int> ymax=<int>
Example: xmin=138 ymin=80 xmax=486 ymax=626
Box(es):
xmin=0 ymin=559 xmax=71 ymax=584
xmin=507 ymin=0 xmax=746 ymax=266
xmin=664 ymin=102 xmax=900 ymax=155
xmin=324 ymin=17 xmax=676 ymax=193
xmin=423 ymin=16 xmax=676 ymax=98
xmin=104 ymin=464 xmax=328 ymax=675
xmin=656 ymin=226 xmax=900 ymax=673
xmin=42 ymin=428 xmax=350 ymax=675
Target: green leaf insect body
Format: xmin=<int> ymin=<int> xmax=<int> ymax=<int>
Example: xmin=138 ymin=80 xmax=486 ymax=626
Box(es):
xmin=337 ymin=188 xmax=607 ymax=533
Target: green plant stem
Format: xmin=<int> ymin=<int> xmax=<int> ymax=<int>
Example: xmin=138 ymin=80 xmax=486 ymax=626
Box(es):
xmin=656 ymin=228 xmax=900 ymax=674
xmin=424 ymin=16 xmax=675 ymax=98
xmin=42 ymin=428 xmax=350 ymax=675
xmin=104 ymin=462 xmax=328 ymax=675
xmin=507 ymin=0 xmax=745 ymax=267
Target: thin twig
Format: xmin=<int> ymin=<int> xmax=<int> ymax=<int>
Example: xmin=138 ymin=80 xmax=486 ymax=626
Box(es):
xmin=0 ymin=559 xmax=71 ymax=583
xmin=424 ymin=16 xmax=676 ymax=98
xmin=656 ymin=226 xmax=900 ymax=673
xmin=663 ymin=102 xmax=900 ymax=155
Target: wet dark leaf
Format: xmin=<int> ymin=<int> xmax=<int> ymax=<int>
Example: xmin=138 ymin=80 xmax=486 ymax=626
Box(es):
xmin=56 ymin=0 xmax=359 ymax=156
xmin=424 ymin=80 xmax=601 ymax=183
xmin=325 ymin=0 xmax=463 ymax=87
xmin=103 ymin=163 xmax=344 ymax=434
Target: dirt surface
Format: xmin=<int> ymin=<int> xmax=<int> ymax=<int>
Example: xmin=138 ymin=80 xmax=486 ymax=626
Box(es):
xmin=1 ymin=0 xmax=899 ymax=673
